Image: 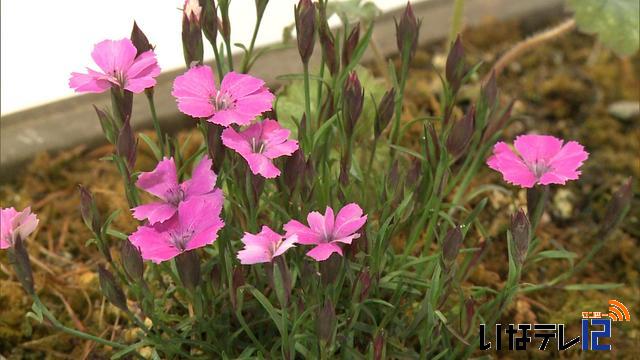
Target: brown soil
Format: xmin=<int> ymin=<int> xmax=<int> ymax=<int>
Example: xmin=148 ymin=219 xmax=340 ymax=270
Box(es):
xmin=1 ymin=16 xmax=638 ymax=359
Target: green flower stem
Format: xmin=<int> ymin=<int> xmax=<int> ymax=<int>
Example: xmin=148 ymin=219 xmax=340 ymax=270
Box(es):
xmin=225 ymin=38 xmax=234 ymax=72
xmin=33 ymin=295 xmax=127 ymax=349
xmin=211 ymin=43 xmax=226 ymax=81
xmin=145 ymin=92 xmax=164 ymax=157
xmin=240 ymin=12 xmax=265 ymax=73
xmin=389 ymin=47 xmax=411 ymax=152
xmin=303 ymin=61 xmax=312 ymax=150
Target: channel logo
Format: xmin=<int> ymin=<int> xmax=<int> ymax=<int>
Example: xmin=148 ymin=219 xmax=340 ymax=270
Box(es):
xmin=480 ymin=299 xmax=631 ymax=352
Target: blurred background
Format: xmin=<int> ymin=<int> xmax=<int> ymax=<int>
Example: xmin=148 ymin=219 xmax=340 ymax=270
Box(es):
xmin=0 ymin=0 xmax=411 ymax=116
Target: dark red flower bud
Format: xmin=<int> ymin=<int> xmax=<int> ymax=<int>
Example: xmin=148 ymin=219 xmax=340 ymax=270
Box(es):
xmin=355 ymin=267 xmax=372 ymax=302
xmin=176 ymin=250 xmax=201 ymax=290
xmin=482 ymin=70 xmax=498 ymax=109
xmin=406 ymin=158 xmax=422 ymax=190
xmin=110 ymin=88 xmax=133 ymax=124
xmin=601 ymin=178 xmax=633 ymax=236
xmin=342 ymin=24 xmax=360 ymax=67
xmin=120 ymin=240 xmax=144 ymax=282
xmin=482 ymin=99 xmax=514 ymax=143
xmin=425 ymin=122 xmax=441 ymax=168
xmin=446 ymin=105 xmax=475 ymax=158
xmin=295 ymin=0 xmax=316 ymax=65
xmin=374 ymin=88 xmax=396 ymax=138
xmin=93 ymin=105 xmax=117 ymax=144
xmin=395 ymin=2 xmax=421 ymax=61
xmin=463 ymin=298 xmax=475 ymax=335
xmin=78 ymin=185 xmax=101 ymax=236
xmin=231 ymin=266 xmax=245 ymax=309
xmin=130 ymin=21 xmax=153 ymax=57
xmin=510 ymin=209 xmax=530 ymax=265
xmin=181 ymin=3 xmax=204 ymax=66
xmin=284 ymin=148 xmax=306 ymax=191
xmin=117 ymin=115 xmax=137 ymax=171
xmin=255 ymin=0 xmax=268 ymax=18
xmin=319 ymin=27 xmax=338 ymax=75
xmin=442 ymin=225 xmax=463 ymax=269
xmin=373 ymin=330 xmax=385 ymax=360
xmin=218 ymin=0 xmax=231 ymax=44
xmin=202 ymin=0 xmax=219 ymax=46
xmin=205 ymin=122 xmax=225 ymax=173
xmin=317 ymin=298 xmax=336 ymax=344
xmin=251 ymin=174 xmax=265 ymax=203
xmin=343 ymin=71 xmax=364 ymax=138
xmin=9 ymin=237 xmax=35 ymax=295
xmin=98 ymin=266 xmax=128 ymax=312
xmin=445 ymin=35 xmax=465 ymax=93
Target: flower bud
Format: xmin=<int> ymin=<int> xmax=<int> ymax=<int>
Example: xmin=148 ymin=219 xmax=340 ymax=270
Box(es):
xmin=482 ymin=70 xmax=498 ymax=110
xmin=231 ymin=266 xmax=245 ymax=309
xmin=209 ymin=263 xmax=221 ymax=290
xmin=510 ymin=209 xmax=530 ymax=265
xmin=374 ymin=88 xmax=396 ymax=138
xmin=273 ymin=258 xmax=292 ymax=307
xmin=446 ymin=105 xmax=475 ymax=158
xmin=601 ymin=178 xmax=633 ymax=236
xmin=463 ymin=297 xmax=475 ymax=335
xmin=446 ymin=34 xmax=465 ymax=93
xmin=176 ymin=250 xmax=201 ymax=290
xmin=295 ymin=0 xmax=316 ymax=65
xmin=93 ymin=105 xmax=117 ymax=144
xmin=526 ymin=185 xmax=549 ymax=225
xmin=202 ymin=0 xmax=219 ymax=46
xmin=9 ymin=237 xmax=35 ymax=295
xmin=442 ymin=226 xmax=463 ymax=269
xmin=120 ymin=240 xmax=144 ymax=282
xmin=343 ymin=71 xmax=364 ymax=138
xmin=117 ymin=115 xmax=137 ymax=170
xmin=373 ymin=330 xmax=385 ymax=360
xmin=255 ymin=0 xmax=268 ymax=18
xmin=110 ymin=88 xmax=133 ymax=124
xmin=218 ymin=0 xmax=231 ymax=45
xmin=342 ymin=24 xmax=360 ymax=67
xmin=251 ymin=174 xmax=265 ymax=203
xmin=425 ymin=122 xmax=441 ymax=168
xmin=206 ymin=122 xmax=225 ymax=173
xmin=406 ymin=158 xmax=422 ymax=190
xmin=481 ymin=99 xmax=514 ymax=144
xmin=78 ymin=185 xmax=101 ymax=235
xmin=284 ymin=148 xmax=306 ymax=191
xmin=355 ymin=267 xmax=371 ymax=302
xmin=130 ymin=21 xmax=153 ymax=57
xmin=98 ymin=265 xmax=128 ymax=312
xmin=317 ymin=298 xmax=336 ymax=344
xmin=319 ymin=24 xmax=338 ymax=75
xmin=182 ymin=0 xmax=204 ymax=66
xmin=395 ymin=2 xmax=421 ymax=61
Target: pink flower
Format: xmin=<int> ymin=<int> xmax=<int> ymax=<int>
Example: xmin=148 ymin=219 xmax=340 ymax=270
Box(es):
xmin=221 ymin=119 xmax=298 ymax=178
xmin=171 ymin=65 xmax=274 ymax=126
xmin=487 ymin=134 xmax=589 ymax=188
xmin=69 ymin=38 xmax=161 ymax=94
xmin=1 ymin=207 xmax=39 ymax=249
xmin=284 ymin=203 xmax=367 ymax=261
xmin=129 ymin=193 xmax=224 ymax=263
xmin=237 ymin=226 xmax=297 ymax=264
xmin=132 ymin=155 xmax=218 ymax=224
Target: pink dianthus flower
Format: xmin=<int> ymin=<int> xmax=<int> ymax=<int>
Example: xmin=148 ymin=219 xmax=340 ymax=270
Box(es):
xmin=237 ymin=226 xmax=297 ymax=265
xmin=222 ymin=119 xmax=298 ymax=178
xmin=172 ymin=65 xmax=274 ymax=126
xmin=132 ymin=156 xmax=218 ymax=224
xmin=284 ymin=203 xmax=367 ymax=261
xmin=129 ymin=193 xmax=224 ymax=263
xmin=1 ymin=207 xmax=39 ymax=249
xmin=69 ymin=38 xmax=161 ymax=94
xmin=487 ymin=134 xmax=589 ymax=188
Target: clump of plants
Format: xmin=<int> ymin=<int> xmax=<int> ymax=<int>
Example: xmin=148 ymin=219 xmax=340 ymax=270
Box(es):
xmin=1 ymin=0 xmax=633 ymax=358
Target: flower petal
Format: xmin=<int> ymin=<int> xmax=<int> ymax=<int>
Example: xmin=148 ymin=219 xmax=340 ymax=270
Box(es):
xmin=514 ymin=135 xmax=563 ymax=164
xmin=546 ymin=141 xmax=589 ymax=181
xmin=284 ymin=220 xmax=320 ymax=245
xmin=273 ymin=234 xmax=297 ymax=257
xmin=244 ymin=153 xmax=281 ymax=178
xmin=69 ymin=69 xmax=111 ymax=93
xmin=221 ymin=71 xmax=267 ymax=98
xmin=333 ymin=203 xmax=367 ymax=239
xmin=182 ymin=155 xmax=217 ymax=197
xmin=129 ymin=225 xmax=179 ymax=263
xmin=91 ymin=39 xmax=137 ymax=74
xmin=306 ymin=243 xmax=343 ymax=261
xmin=221 ymin=127 xmax=252 ymax=156
xmin=136 ymin=157 xmax=179 ymax=200
xmin=487 ymin=142 xmax=537 ymax=188
xmin=172 ymin=65 xmax=216 ymax=118
xmin=131 ymin=202 xmax=177 ymax=224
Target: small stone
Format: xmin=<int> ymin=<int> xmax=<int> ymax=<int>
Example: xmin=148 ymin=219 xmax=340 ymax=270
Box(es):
xmin=608 ymin=101 xmax=640 ymax=121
